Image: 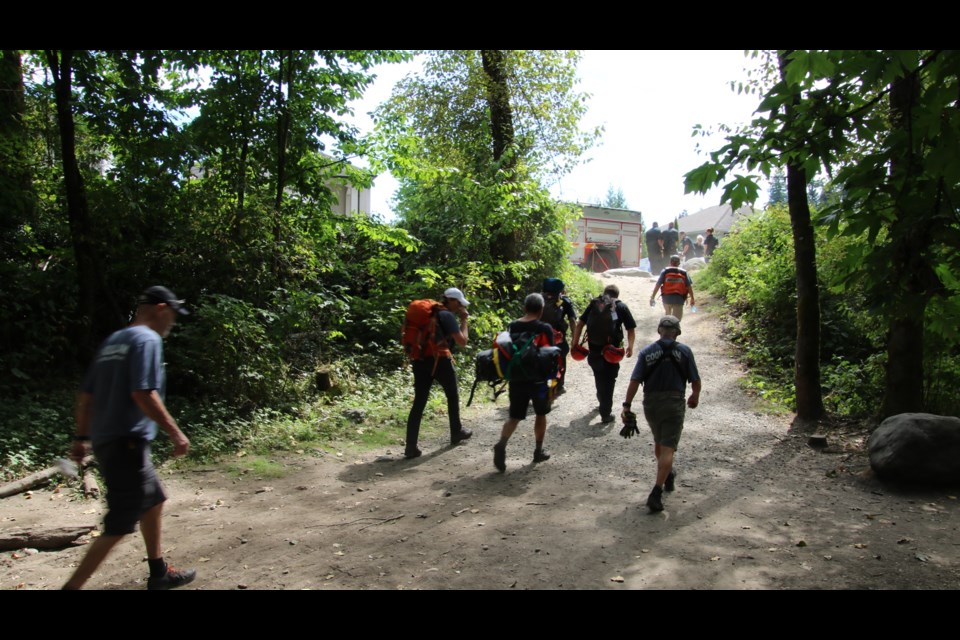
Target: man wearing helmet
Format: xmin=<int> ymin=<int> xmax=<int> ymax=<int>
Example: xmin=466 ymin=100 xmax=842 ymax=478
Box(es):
xmin=621 ymin=315 xmax=701 ymax=513
xmin=539 ymin=278 xmax=577 ymax=394
xmin=571 ymin=284 xmax=637 ymax=424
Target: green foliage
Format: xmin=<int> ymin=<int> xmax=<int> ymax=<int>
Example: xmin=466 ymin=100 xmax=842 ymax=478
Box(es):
xmin=0 ymin=49 xmax=605 ymax=479
xmin=0 ymin=389 xmax=74 ymax=481
xmin=373 ymin=50 xmax=595 ymax=306
xmin=168 ymin=295 xmax=287 ymax=410
xmin=686 ymin=49 xmax=960 ymax=417
xmin=701 ymin=205 xmax=960 ymax=418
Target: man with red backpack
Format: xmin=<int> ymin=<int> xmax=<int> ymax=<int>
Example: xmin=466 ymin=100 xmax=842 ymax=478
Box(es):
xmin=650 ymin=255 xmax=695 ymax=321
xmin=403 ymin=287 xmax=473 ymax=459
xmin=571 ymin=284 xmax=637 ymax=424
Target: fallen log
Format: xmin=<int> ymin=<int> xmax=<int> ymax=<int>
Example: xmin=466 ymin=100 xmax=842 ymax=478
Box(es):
xmin=0 ymin=456 xmax=95 ymax=500
xmin=0 ymin=525 xmax=97 ymax=551
xmin=83 ymin=473 xmax=100 ymax=498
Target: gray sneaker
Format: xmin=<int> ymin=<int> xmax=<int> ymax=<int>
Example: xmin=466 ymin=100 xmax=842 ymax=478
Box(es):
xmin=147 ymin=566 xmax=196 ymax=590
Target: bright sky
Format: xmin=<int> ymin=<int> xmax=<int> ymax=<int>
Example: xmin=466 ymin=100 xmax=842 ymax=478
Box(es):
xmin=347 ymin=51 xmax=766 ymax=227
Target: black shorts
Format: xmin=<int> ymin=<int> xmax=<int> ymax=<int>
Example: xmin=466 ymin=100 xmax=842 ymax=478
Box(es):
xmin=508 ymin=381 xmax=552 ymax=420
xmin=94 ymin=438 xmax=167 ymax=536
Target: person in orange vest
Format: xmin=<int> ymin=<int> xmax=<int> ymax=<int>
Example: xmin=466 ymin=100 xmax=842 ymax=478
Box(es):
xmin=650 ymin=255 xmax=695 ymax=320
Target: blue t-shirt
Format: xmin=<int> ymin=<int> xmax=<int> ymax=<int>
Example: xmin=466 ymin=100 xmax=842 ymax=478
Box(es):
xmin=630 ymin=339 xmax=700 ymax=393
xmin=81 ymin=325 xmax=165 ymax=445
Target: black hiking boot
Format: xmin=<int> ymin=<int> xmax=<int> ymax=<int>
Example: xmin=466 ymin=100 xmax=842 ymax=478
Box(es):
xmin=404 ymin=447 xmax=422 ymax=460
xmin=646 ymin=485 xmax=664 ymax=513
xmin=493 ymin=442 xmax=507 ymax=473
xmin=452 ymin=428 xmax=473 ymax=445
xmin=533 ymin=448 xmax=551 ymax=463
xmin=665 ymin=470 xmax=676 ymax=492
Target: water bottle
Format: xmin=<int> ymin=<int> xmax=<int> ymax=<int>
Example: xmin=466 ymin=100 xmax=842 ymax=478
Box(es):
xmin=649 ymin=299 xmax=656 ymax=308
xmin=691 ymin=305 xmax=698 ymax=314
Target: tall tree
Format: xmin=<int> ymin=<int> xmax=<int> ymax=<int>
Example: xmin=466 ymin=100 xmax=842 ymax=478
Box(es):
xmin=44 ymin=50 xmax=122 ymax=353
xmin=768 ymin=170 xmax=786 ymax=205
xmin=686 ymin=50 xmax=960 ymax=419
xmin=601 ymin=185 xmax=628 ymax=209
xmin=373 ymin=50 xmax=598 ymax=297
xmin=777 ymin=51 xmax=824 ymax=421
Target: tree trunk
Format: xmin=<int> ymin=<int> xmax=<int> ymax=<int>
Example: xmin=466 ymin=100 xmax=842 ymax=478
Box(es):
xmin=787 ymin=162 xmax=825 ymax=420
xmin=0 ymin=526 xmax=97 ymax=551
xmin=480 ymin=50 xmax=515 ymax=168
xmin=883 ymin=68 xmax=927 ymax=417
xmin=0 ymin=50 xmax=35 ymax=239
xmin=778 ymin=51 xmax=824 ymax=421
xmin=45 ymin=50 xmax=110 ymax=358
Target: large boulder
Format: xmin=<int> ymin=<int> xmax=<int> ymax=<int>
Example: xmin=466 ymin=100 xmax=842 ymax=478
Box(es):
xmin=683 ymin=257 xmax=707 ymax=271
xmin=868 ymin=413 xmax=960 ymax=485
xmin=603 ymin=267 xmax=652 ymax=278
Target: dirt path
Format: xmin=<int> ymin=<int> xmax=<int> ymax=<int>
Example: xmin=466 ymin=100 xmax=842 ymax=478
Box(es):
xmin=3 ymin=273 xmax=959 ymax=590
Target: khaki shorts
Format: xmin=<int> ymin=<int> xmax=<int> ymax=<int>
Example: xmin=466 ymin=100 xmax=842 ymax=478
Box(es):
xmin=642 ymin=392 xmax=686 ymax=449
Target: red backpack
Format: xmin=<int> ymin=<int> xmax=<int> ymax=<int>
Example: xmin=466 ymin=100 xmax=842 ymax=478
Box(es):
xmin=401 ymin=300 xmax=452 ymax=366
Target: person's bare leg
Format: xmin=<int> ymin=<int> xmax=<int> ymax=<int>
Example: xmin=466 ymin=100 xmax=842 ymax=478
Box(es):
xmin=494 ymin=419 xmax=519 ymax=472
xmin=140 ymin=501 xmax=164 ymax=560
xmin=533 ymin=415 xmax=547 ymax=445
xmin=62 ymin=534 xmax=124 ymax=589
xmin=656 ymin=446 xmax=675 ymax=487
xmin=499 ymin=418 xmax=520 ymax=442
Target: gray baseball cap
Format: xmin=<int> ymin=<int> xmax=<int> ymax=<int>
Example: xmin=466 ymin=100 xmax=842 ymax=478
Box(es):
xmin=658 ymin=315 xmax=681 ymax=334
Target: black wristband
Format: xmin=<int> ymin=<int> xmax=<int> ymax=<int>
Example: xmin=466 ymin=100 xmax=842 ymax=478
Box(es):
xmin=622 ymin=402 xmax=632 ymax=407
xmin=73 ymin=435 xmax=90 ymax=442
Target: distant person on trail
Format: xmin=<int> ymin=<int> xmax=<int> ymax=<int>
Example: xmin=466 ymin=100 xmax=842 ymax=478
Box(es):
xmin=571 ymin=284 xmax=637 ymax=425
xmin=620 ymin=315 xmax=701 ymax=513
xmin=661 ymin=222 xmax=679 ymax=261
xmin=539 ymin=278 xmax=577 ymax=394
xmin=492 ymin=293 xmax=557 ymax=473
xmin=403 ymin=288 xmax=473 ymax=459
xmin=704 ymin=228 xmax=719 ymax=262
xmin=644 ymin=222 xmax=663 ymax=274
xmin=650 ymin=255 xmax=695 ymax=321
xmin=63 ymin=286 xmax=196 ymax=590
xmin=679 ymin=231 xmax=695 ymax=261
xmin=694 ymin=234 xmax=705 ymax=258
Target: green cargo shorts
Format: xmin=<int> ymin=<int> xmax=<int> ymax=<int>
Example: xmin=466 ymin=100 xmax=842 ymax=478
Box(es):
xmin=642 ymin=391 xmax=686 ymax=449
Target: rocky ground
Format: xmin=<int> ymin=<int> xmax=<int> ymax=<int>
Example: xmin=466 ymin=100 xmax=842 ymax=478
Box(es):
xmin=3 ymin=273 xmax=959 ymax=590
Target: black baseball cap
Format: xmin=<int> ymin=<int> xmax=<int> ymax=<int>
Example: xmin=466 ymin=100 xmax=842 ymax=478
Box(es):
xmin=139 ymin=285 xmax=189 ymax=315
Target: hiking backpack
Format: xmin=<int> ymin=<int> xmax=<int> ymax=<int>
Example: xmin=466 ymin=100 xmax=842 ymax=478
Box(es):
xmin=401 ymin=300 xmax=451 ymax=366
xmin=493 ymin=330 xmax=561 ymax=384
xmin=585 ymin=296 xmax=623 ymax=347
xmin=540 ymin=292 xmax=567 ymax=335
xmin=466 ymin=348 xmax=508 ymax=406
xmin=660 ymin=267 xmax=690 ymax=298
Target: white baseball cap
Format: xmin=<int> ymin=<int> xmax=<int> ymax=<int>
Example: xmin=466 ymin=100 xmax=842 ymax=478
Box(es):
xmin=443 ymin=287 xmax=470 ymax=307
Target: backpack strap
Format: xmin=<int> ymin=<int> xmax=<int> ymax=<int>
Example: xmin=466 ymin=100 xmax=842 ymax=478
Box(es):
xmin=641 ymin=340 xmax=687 ymax=387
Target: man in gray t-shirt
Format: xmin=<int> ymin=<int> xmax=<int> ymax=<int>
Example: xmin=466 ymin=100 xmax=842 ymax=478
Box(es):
xmin=621 ymin=315 xmax=701 ymax=514
xmin=63 ymin=286 xmax=196 ymax=590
